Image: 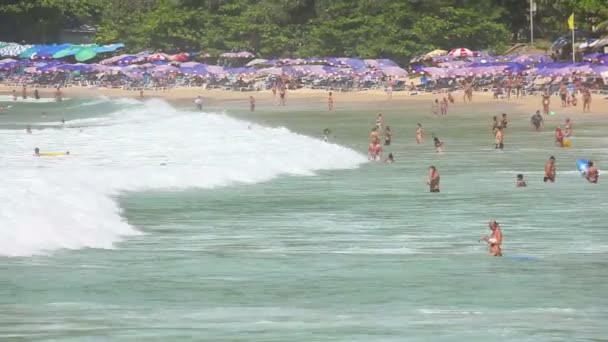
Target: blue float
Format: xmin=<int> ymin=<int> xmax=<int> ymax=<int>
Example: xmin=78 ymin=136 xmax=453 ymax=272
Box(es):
xmin=576 ymin=159 xmax=589 ymax=175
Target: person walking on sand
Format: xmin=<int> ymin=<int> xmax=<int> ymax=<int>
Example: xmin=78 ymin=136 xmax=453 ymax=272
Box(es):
xmin=480 ymin=221 xmax=503 ymax=257
xmin=440 ymin=97 xmax=448 ymax=115
xmin=542 ymin=90 xmax=550 ymax=114
xmin=544 ymin=156 xmax=556 ymax=183
xmin=416 ymin=123 xmax=424 ymax=144
xmin=582 ymin=87 xmax=591 ymax=112
xmin=249 ymin=96 xmax=256 ymax=112
xmin=22 ymin=85 xmax=27 ymax=99
xmin=328 ymin=92 xmax=334 ymax=111
xmin=427 ymin=166 xmax=440 ymax=193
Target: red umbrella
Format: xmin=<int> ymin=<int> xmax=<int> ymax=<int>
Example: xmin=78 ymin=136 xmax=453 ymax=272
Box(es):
xmin=448 ymin=48 xmax=475 ymax=57
xmin=148 ymin=53 xmax=168 ymax=61
xmin=171 ymin=53 xmax=189 ymax=62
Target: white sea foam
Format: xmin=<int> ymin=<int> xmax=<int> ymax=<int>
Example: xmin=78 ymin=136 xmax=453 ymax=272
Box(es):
xmin=0 ymin=99 xmax=366 ymax=257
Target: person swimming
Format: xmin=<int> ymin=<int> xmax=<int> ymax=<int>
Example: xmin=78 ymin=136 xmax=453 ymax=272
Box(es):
xmin=385 ymin=153 xmax=394 ymax=163
xmin=433 ymin=135 xmax=444 ymax=153
xmin=34 ymin=148 xmax=40 ymax=156
xmin=516 ymin=174 xmax=526 ymax=187
xmin=586 ymin=161 xmax=599 ymax=184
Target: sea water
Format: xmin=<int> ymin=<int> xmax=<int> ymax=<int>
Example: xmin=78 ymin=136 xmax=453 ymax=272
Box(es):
xmin=1 ymin=97 xmax=607 ymax=341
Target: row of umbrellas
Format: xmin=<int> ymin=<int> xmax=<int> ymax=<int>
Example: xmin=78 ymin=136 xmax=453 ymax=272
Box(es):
xmin=417 ymin=62 xmax=608 ymax=79
xmin=0 ymin=42 xmax=125 ymax=61
xmin=0 ymin=59 xmax=409 ymax=78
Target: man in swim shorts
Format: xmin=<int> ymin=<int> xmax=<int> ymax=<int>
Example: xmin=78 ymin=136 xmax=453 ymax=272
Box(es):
xmin=530 ymin=110 xmax=543 ymax=131
xmin=427 ymin=166 xmax=440 ymax=193
xmin=586 ymin=161 xmax=599 ymax=184
xmin=480 ymin=221 xmax=502 ymax=257
xmin=544 ymin=156 xmax=556 ymax=183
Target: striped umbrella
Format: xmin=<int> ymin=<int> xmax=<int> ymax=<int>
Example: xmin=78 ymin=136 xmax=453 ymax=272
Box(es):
xmin=448 ymin=48 xmax=475 ymax=57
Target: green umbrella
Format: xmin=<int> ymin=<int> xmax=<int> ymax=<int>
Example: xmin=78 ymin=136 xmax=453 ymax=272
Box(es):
xmin=75 ymin=47 xmax=97 ymax=62
xmin=53 ymin=45 xmax=83 ymax=59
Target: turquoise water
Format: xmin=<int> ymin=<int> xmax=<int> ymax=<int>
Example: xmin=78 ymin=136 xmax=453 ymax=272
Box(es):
xmin=1 ymin=96 xmax=607 ymax=341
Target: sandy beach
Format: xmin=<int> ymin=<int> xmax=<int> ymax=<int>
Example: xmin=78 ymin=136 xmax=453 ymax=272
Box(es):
xmin=2 ymin=84 xmax=607 ymax=117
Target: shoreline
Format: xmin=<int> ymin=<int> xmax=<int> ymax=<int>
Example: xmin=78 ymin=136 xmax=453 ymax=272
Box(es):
xmin=2 ymin=84 xmax=607 ymax=118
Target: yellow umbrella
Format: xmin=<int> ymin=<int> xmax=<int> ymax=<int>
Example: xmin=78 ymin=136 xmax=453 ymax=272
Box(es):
xmin=425 ymin=49 xmax=447 ymax=57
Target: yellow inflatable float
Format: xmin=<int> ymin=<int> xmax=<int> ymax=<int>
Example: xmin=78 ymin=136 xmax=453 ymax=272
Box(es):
xmin=34 ymin=148 xmax=70 ymax=156
xmin=563 ymin=139 xmax=572 ymax=148
xmin=39 ymin=151 xmax=70 ymax=156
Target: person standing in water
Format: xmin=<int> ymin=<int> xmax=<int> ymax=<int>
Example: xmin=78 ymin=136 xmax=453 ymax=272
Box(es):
xmin=26 ymin=125 xmax=32 ymax=134
xmin=249 ymin=96 xmax=256 ymax=112
xmin=432 ymin=99 xmax=439 ymax=116
xmin=328 ymin=92 xmax=334 ymax=111
xmin=480 ymin=221 xmax=503 ymax=257
xmin=500 ymin=113 xmax=508 ymax=129
xmin=554 ymin=127 xmax=564 ymax=147
xmin=586 ymin=161 xmax=599 ymax=183
xmin=416 ymin=123 xmax=424 ymax=144
xmin=544 ymin=156 xmax=556 ymax=183
xmin=564 ymin=118 xmax=573 ymax=137
xmin=34 ymin=89 xmax=40 ymax=100
xmin=427 ymin=166 xmax=440 ymax=193
xmin=495 ymin=126 xmax=504 ymax=150
xmin=194 ymin=96 xmax=203 ymax=111
xmin=375 ymin=113 xmax=384 ymax=130
xmin=384 ymin=126 xmax=392 ymax=146
xmin=516 ymin=174 xmax=526 ymax=187
xmin=22 ymin=85 xmax=27 ymax=99
xmin=368 ymin=140 xmax=383 ymax=161
xmin=530 ymin=110 xmax=544 ymax=131
xmin=370 ymin=127 xmax=379 ymax=143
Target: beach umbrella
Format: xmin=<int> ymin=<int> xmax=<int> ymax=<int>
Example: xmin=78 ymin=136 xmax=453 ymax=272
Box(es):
xmin=148 ymin=53 xmax=168 ymax=61
xmin=220 ymin=51 xmax=254 ymax=58
xmin=246 ymin=58 xmax=268 ymax=66
xmin=74 ymin=47 xmax=97 ymax=62
xmin=0 ymin=43 xmax=31 ymax=57
xmin=94 ymin=43 xmax=124 ymax=54
xmin=180 ymin=61 xmax=202 ymax=68
xmin=171 ymin=52 xmax=189 ymax=62
xmin=425 ymin=49 xmax=447 ymax=57
xmin=380 ymin=66 xmax=408 ymax=77
xmin=53 ymin=45 xmax=84 ymax=59
xmin=448 ymin=48 xmax=475 ymax=57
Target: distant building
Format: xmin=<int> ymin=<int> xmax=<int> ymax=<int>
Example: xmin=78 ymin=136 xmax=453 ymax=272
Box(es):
xmin=59 ymin=25 xmax=97 ymax=44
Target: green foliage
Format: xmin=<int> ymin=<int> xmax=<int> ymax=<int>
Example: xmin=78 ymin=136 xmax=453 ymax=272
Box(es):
xmin=1 ymin=0 xmax=607 ymax=60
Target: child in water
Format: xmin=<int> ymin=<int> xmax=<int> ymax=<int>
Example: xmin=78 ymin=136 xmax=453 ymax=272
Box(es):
xmin=385 ymin=153 xmax=394 ymax=163
xmin=516 ymin=174 xmax=526 ymax=187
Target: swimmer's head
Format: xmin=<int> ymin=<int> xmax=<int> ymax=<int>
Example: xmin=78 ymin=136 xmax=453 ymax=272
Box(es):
xmin=489 ymin=220 xmax=498 ymax=230
xmin=536 ymin=110 xmax=540 ymax=115
xmin=388 ymin=153 xmax=394 ymax=160
xmin=549 ymin=156 xmax=555 ymax=161
xmin=502 ymin=113 xmax=507 ymax=117
xmin=417 ymin=123 xmax=421 ymax=127
xmin=588 ymin=161 xmax=594 ymax=167
xmin=429 ymin=165 xmax=436 ymax=172
xmin=329 ymin=92 xmax=332 ymax=96
xmin=517 ymin=174 xmax=523 ymax=180
xmin=34 ymin=148 xmax=39 ymax=155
